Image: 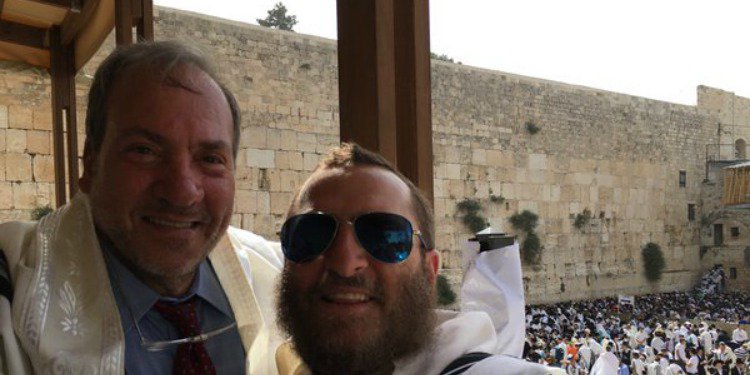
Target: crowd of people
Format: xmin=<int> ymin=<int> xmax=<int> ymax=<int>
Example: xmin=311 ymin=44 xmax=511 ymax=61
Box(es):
xmin=524 ymin=267 xmax=750 ymax=374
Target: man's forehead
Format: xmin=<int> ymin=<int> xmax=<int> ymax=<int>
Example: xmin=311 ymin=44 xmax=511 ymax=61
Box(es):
xmin=295 ymin=165 xmax=413 ymax=214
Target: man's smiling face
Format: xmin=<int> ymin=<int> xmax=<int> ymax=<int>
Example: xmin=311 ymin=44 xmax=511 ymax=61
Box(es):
xmin=80 ymin=63 xmax=235 ymax=296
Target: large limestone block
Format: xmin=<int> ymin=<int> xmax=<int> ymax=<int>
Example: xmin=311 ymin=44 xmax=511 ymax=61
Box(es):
xmin=6 ymin=129 xmax=26 ymax=152
xmin=245 ymin=148 xmax=275 ymax=168
xmin=5 ymin=153 xmax=31 ymax=181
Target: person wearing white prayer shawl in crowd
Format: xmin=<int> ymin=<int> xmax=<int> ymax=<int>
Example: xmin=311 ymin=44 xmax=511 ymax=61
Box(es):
xmin=632 ymin=352 xmax=647 ymax=375
xmin=676 ymin=336 xmax=689 ymax=366
xmin=589 ymin=335 xmax=605 ymax=359
xmin=579 ymin=342 xmax=594 ymax=371
xmin=665 ymin=362 xmax=686 ymax=375
xmin=273 ymin=143 xmax=563 ymax=375
xmin=702 ymin=327 xmax=716 ymax=352
xmin=732 ymin=327 xmax=748 ymax=345
xmin=591 ymin=351 xmax=620 ymax=375
xmin=0 ymin=41 xmax=284 ymax=374
xmin=652 ymin=331 xmax=667 ymax=353
xmin=660 ymin=351 xmax=672 ymax=373
xmin=716 ymin=342 xmax=738 ymax=371
xmin=685 ymin=348 xmax=700 ymax=375
xmin=646 ymin=355 xmax=662 ymax=375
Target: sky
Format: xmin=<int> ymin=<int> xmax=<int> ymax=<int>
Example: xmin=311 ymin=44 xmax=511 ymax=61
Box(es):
xmin=153 ymin=0 xmax=750 ymax=105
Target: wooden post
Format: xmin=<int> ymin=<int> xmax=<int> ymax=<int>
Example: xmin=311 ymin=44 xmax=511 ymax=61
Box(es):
xmin=336 ymin=0 xmax=434 ymax=202
xmin=49 ymin=26 xmax=78 ymax=205
xmin=136 ymin=0 xmax=154 ymax=41
xmin=115 ymin=0 xmax=133 ymax=45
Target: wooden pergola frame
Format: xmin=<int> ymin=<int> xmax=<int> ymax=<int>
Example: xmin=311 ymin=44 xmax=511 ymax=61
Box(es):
xmin=1 ymin=0 xmax=434 ymax=207
xmin=0 ymin=0 xmax=153 ymax=206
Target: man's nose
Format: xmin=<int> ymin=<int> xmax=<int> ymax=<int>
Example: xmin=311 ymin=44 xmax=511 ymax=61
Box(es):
xmin=323 ymin=224 xmax=369 ymax=277
xmin=154 ymin=156 xmax=204 ymax=206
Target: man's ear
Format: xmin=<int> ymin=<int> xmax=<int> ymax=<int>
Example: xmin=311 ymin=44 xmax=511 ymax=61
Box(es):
xmin=425 ymin=249 xmax=440 ymax=286
xmin=78 ymin=141 xmax=97 ymax=193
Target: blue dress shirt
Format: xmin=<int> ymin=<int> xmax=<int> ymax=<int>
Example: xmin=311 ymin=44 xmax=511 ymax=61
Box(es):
xmin=101 ymin=243 xmax=245 ymax=374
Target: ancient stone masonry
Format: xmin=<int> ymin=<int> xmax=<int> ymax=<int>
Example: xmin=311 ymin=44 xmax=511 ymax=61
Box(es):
xmin=0 ymin=7 xmax=746 ymax=303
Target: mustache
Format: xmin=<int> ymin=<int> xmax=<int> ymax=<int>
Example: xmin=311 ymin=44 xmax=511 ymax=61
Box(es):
xmin=141 ymin=202 xmax=212 ymax=221
xmin=312 ymin=272 xmax=385 ymax=300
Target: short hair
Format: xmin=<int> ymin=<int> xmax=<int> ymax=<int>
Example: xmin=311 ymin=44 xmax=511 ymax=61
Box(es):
xmin=85 ymin=40 xmax=241 ymax=158
xmin=288 ymin=142 xmax=435 ymax=251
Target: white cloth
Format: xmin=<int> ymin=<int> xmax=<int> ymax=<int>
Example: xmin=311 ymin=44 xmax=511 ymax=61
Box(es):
xmin=646 ymin=362 xmax=660 ymax=375
xmin=732 ymin=327 xmax=748 ymax=343
xmin=0 ymin=193 xmax=283 ymax=375
xmin=700 ymin=331 xmax=714 ymax=352
xmin=461 ymin=242 xmax=525 ymax=357
xmin=393 ymin=310 xmax=558 ymax=375
xmin=685 ymin=355 xmax=699 ymax=374
xmin=590 ymin=352 xmax=619 ymax=375
xmin=651 ymin=337 xmax=666 ymax=352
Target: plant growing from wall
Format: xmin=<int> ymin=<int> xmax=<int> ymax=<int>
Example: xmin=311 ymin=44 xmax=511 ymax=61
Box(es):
xmin=509 ymin=210 xmax=539 ymax=233
xmin=642 ymin=242 xmax=666 ymax=282
xmin=574 ymin=208 xmax=592 ymax=230
xmin=521 ymin=232 xmax=541 ymax=264
xmin=509 ymin=210 xmax=541 ymax=264
xmin=525 ymin=121 xmax=541 ymax=135
xmin=699 ymin=245 xmax=710 ymax=260
xmin=490 ymin=194 xmax=505 ymax=203
xmin=31 ymin=205 xmax=52 ymax=221
xmin=436 ymin=274 xmax=457 ymax=306
xmin=456 ymin=198 xmax=489 ymax=233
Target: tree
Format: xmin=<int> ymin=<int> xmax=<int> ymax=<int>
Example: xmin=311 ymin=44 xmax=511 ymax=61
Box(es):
xmin=430 ymin=52 xmax=461 ymax=64
xmin=257 ymin=2 xmax=298 ymax=31
xmin=642 ymin=242 xmax=666 ymax=282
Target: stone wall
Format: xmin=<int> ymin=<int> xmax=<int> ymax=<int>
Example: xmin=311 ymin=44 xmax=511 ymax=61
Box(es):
xmin=0 ymin=7 xmax=745 ymax=304
xmin=698 ymin=86 xmax=750 ymax=160
xmin=700 ymin=161 xmax=750 ymax=291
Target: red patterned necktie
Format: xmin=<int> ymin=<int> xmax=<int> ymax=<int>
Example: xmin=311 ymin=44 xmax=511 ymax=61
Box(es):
xmin=153 ymin=298 xmax=217 ymax=375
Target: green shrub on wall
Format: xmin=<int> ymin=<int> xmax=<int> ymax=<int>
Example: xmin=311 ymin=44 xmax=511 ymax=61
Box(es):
xmin=509 ymin=210 xmax=538 ymax=233
xmin=642 ymin=242 xmax=666 ymax=282
xmin=522 ymin=232 xmax=541 ymax=264
xmin=31 ymin=205 xmax=53 ymax=221
xmin=436 ymin=274 xmax=457 ymax=306
xmin=573 ymin=208 xmax=592 ymax=229
xmin=509 ymin=210 xmax=542 ymax=265
xmin=456 ymin=199 xmax=489 ymax=233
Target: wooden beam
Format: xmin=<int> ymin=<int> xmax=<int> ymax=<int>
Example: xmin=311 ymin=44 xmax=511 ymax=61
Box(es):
xmin=337 ymin=0 xmax=397 ymax=161
xmin=0 ymin=19 xmax=48 ymax=50
xmin=135 ymin=0 xmax=153 ymax=41
xmin=27 ymin=0 xmax=80 ymax=12
xmin=61 ymin=0 xmax=100 ymax=44
xmin=394 ymin=0 xmax=433 ymax=203
xmin=336 ymin=0 xmax=434 ymax=202
xmin=115 ymin=0 xmax=133 ymax=45
xmin=49 ymin=26 xmax=79 ymax=205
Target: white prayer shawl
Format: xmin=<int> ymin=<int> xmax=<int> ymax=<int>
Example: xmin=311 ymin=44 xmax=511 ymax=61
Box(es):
xmin=732 ymin=327 xmax=748 ymax=343
xmin=590 ymin=352 xmax=619 ymax=375
xmin=460 ymin=242 xmax=526 ymax=357
xmin=0 ymin=193 xmax=283 ymax=375
xmin=393 ymin=310 xmax=558 ymax=375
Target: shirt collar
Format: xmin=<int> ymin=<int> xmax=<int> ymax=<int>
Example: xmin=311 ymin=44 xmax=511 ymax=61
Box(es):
xmin=101 ymin=239 xmax=234 ymax=333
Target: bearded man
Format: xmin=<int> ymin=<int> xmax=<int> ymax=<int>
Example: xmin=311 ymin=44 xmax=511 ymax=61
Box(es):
xmin=275 ymin=143 xmax=556 ymax=375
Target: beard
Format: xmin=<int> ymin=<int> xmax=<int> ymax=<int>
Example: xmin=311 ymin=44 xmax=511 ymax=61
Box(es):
xmin=277 ymin=260 xmax=437 ymax=375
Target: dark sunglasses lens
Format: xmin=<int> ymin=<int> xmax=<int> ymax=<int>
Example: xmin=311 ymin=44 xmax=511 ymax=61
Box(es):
xmin=281 ymin=214 xmax=337 ymax=262
xmin=355 ymin=213 xmax=413 ymax=263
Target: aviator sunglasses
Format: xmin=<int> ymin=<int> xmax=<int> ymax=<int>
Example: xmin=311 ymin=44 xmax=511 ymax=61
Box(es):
xmin=280 ymin=211 xmax=428 ymax=264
